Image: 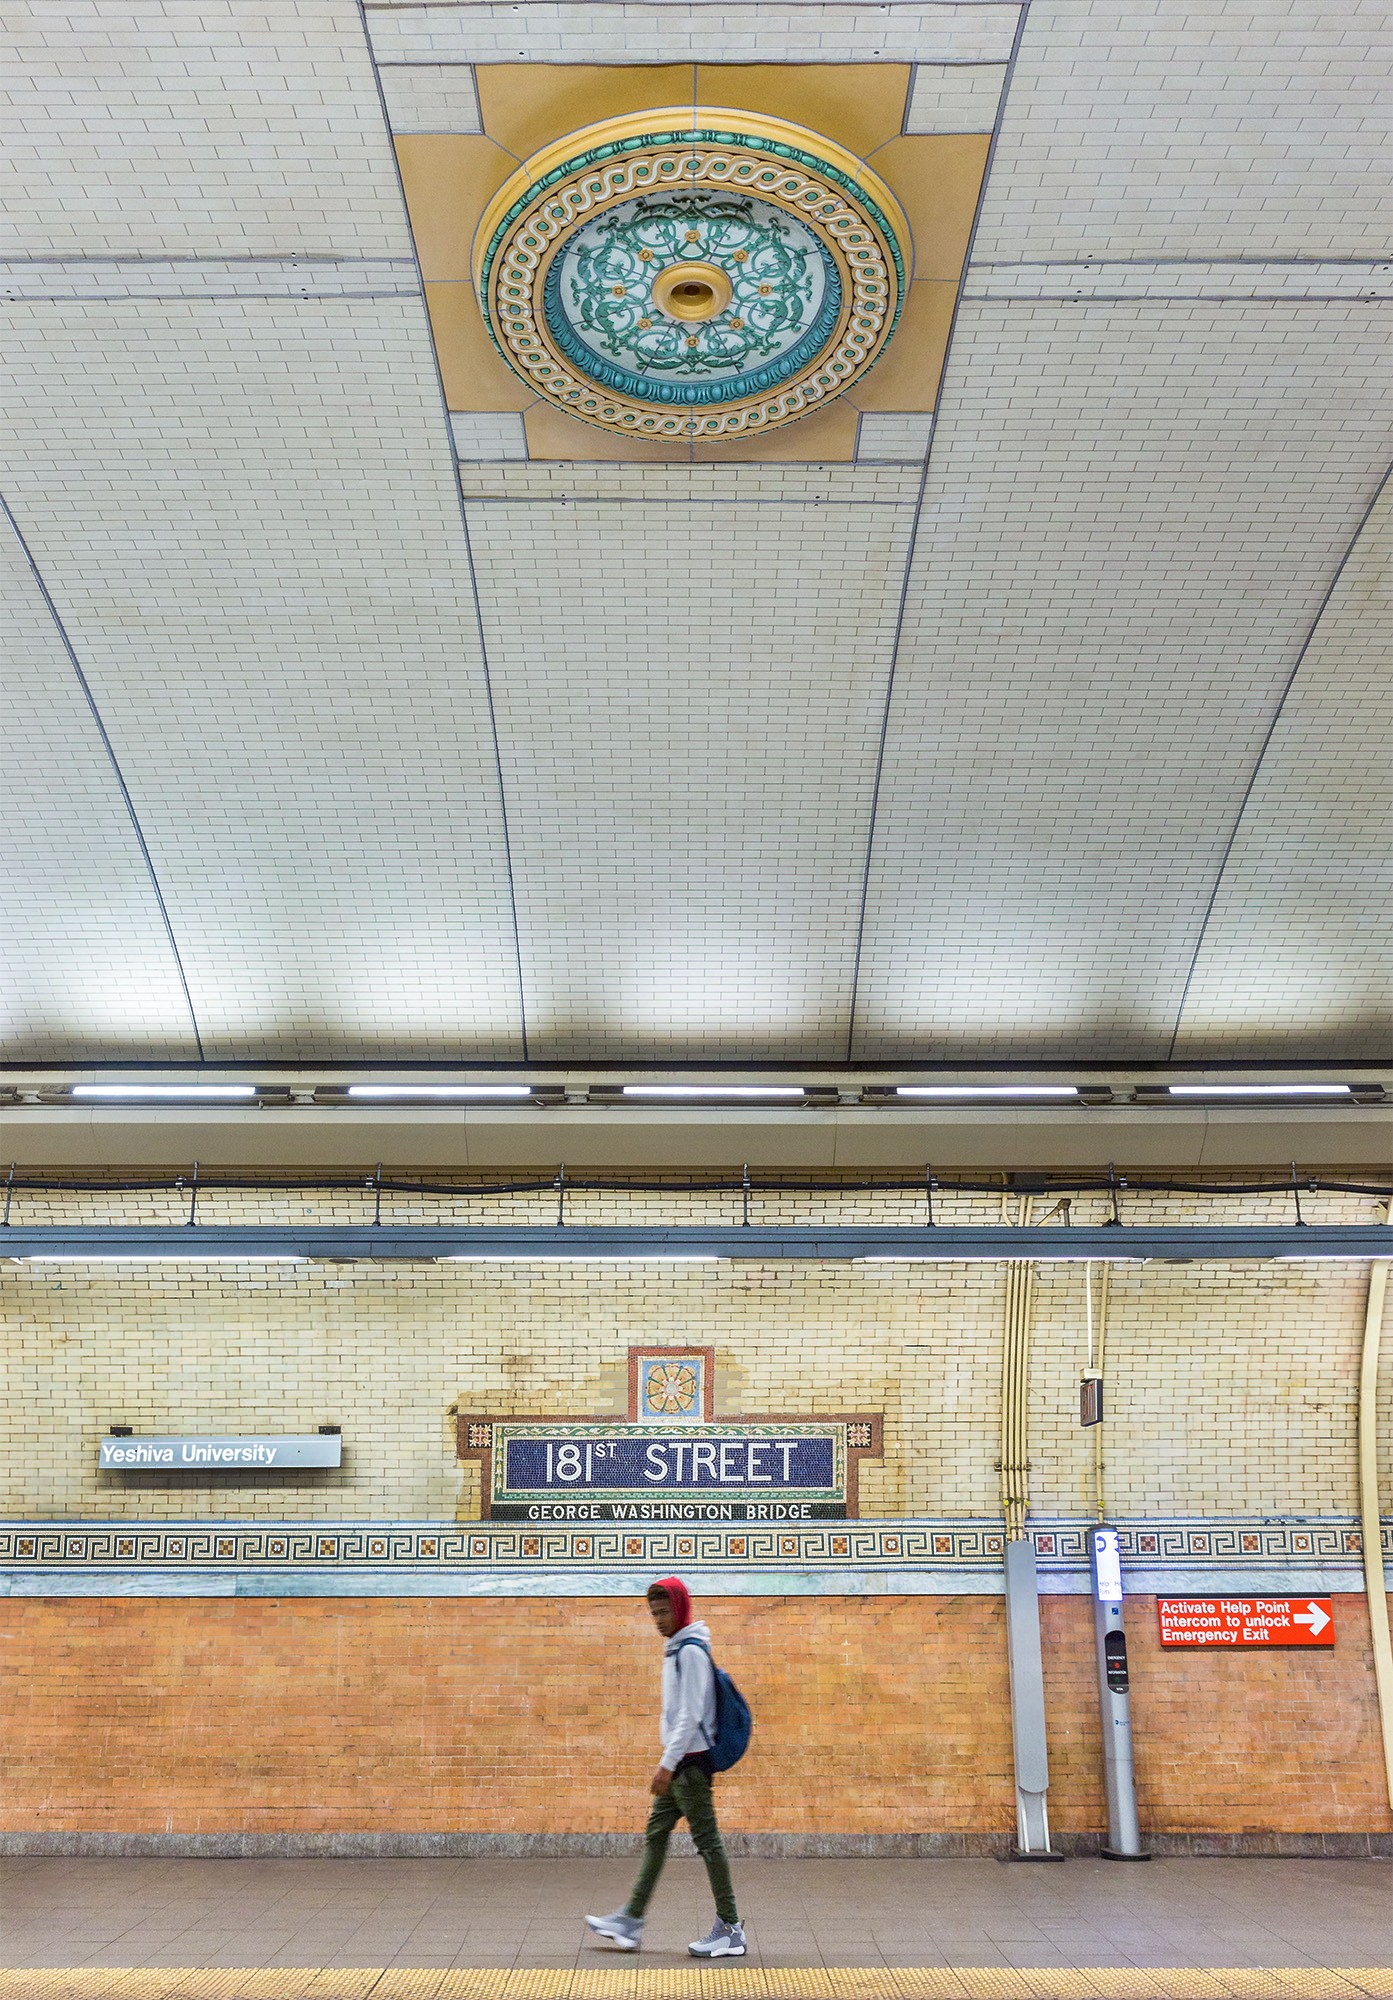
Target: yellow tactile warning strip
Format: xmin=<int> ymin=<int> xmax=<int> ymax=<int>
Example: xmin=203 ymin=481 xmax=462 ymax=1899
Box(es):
xmin=3 ymin=1972 xmax=1392 ymax=2000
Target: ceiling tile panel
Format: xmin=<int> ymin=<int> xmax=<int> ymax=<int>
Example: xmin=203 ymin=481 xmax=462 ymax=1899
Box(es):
xmin=365 ymin=4 xmax=1022 ymax=67
xmin=2 ymin=296 xmax=524 ymax=1058
xmin=851 ymin=300 xmax=1391 ymax=1060
xmin=1172 ymin=480 xmax=1393 ymax=1058
xmin=0 ymin=522 xmax=200 ymax=1060
xmin=465 ymin=468 xmax=919 ymax=1058
xmin=2 ymin=0 xmax=408 ymax=258
xmin=2 ymin=295 xmax=525 ymax=1058
xmin=973 ymin=0 xmax=1392 ymax=261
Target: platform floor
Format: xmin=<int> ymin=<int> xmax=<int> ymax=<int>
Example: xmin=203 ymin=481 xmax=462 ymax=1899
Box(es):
xmin=0 ymin=1855 xmax=1389 ymax=1997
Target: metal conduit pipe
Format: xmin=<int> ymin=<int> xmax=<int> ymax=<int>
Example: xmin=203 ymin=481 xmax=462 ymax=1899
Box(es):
xmin=1089 ymin=1261 xmax=1111 ymax=1524
xmin=1358 ymin=1204 xmax=1393 ymax=1811
xmin=1000 ymin=1195 xmax=1035 ymax=1541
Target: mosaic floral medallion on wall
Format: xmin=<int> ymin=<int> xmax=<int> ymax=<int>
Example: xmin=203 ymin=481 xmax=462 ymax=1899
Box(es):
xmin=640 ymin=1355 xmax=703 ymax=1420
xmin=473 ymin=109 xmax=910 ymax=441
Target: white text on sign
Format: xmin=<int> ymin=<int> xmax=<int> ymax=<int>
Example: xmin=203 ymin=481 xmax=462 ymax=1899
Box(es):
xmin=1156 ymin=1597 xmax=1334 ymax=1647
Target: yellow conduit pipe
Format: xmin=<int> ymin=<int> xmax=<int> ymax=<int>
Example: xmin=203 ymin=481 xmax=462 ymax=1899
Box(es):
xmin=1358 ymin=1206 xmax=1393 ymax=1811
xmin=1087 ymin=1260 xmax=1111 ymax=1523
xmin=1000 ymin=1195 xmax=1035 ymax=1540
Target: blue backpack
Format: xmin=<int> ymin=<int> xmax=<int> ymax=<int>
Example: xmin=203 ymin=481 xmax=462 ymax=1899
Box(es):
xmin=672 ymin=1633 xmax=753 ymax=1772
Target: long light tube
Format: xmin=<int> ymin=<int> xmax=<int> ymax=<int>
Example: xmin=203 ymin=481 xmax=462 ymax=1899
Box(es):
xmin=894 ymin=1086 xmax=1080 ymax=1100
xmin=71 ymin=1084 xmax=258 ymax=1101
xmin=346 ymin=1084 xmax=533 ymax=1099
xmin=621 ymin=1085 xmax=805 ymax=1099
xmin=18 ymin=1254 xmax=307 ymax=1264
xmin=444 ymin=1253 xmax=721 ymax=1263
xmin=1164 ymin=1083 xmax=1353 ymax=1098
xmin=857 ymin=1252 xmax=1146 ymax=1264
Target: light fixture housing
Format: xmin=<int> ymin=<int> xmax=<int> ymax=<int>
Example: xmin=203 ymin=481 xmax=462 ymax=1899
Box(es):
xmin=894 ymin=1085 xmax=1081 ymax=1101
xmin=1136 ymin=1082 xmax=1383 ymax=1105
xmin=443 ymin=1253 xmax=721 ymax=1263
xmin=1164 ymin=1083 xmax=1352 ymax=1098
xmin=346 ymin=1084 xmax=534 ymax=1100
xmin=620 ymin=1084 xmax=807 ymax=1100
xmin=70 ymin=1083 xmax=259 ymax=1101
xmin=18 ymin=1253 xmax=307 ymax=1264
xmin=864 ymin=1083 xmax=1112 ymax=1106
xmin=590 ymin=1083 xmax=838 ymax=1107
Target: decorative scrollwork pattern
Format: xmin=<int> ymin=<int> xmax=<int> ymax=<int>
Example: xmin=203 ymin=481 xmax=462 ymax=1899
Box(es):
xmin=473 ymin=111 xmax=909 ymax=440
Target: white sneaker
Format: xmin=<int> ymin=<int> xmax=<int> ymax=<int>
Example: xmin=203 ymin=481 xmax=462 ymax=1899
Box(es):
xmin=689 ymin=1919 xmax=746 ymax=1957
xmin=585 ymin=1909 xmax=643 ymax=1950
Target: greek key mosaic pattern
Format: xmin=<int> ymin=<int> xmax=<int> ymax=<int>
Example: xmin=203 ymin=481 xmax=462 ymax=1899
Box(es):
xmin=0 ymin=1518 xmax=1382 ymax=1576
xmin=476 ymin=115 xmax=906 ymax=439
xmin=1030 ymin=1520 xmax=1377 ymax=1568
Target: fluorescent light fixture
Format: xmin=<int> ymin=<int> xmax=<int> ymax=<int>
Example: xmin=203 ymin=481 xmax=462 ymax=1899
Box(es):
xmin=20 ymin=1254 xmax=306 ymax=1264
xmin=71 ymin=1083 xmax=258 ymax=1101
xmin=1280 ymin=1251 xmax=1393 ymax=1262
xmin=857 ymin=1254 xmax=1006 ymax=1264
xmin=621 ymin=1085 xmax=805 ymax=1099
xmin=346 ymin=1084 xmax=532 ymax=1100
xmin=445 ymin=1253 xmax=720 ymax=1262
xmin=1164 ymin=1083 xmax=1353 ymax=1098
xmin=857 ymin=1252 xmax=1145 ymax=1264
xmin=894 ymin=1085 xmax=1080 ymax=1101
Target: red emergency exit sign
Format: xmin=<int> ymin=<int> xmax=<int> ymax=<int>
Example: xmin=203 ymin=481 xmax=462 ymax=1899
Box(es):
xmin=1157 ymin=1598 xmax=1334 ymax=1648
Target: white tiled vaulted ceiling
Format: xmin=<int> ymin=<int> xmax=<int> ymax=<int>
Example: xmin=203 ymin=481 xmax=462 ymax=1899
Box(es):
xmin=1 ymin=0 xmax=1389 ymax=1065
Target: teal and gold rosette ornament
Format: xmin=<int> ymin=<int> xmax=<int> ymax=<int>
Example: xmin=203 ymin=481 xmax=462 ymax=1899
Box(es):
xmin=473 ymin=109 xmax=910 ymax=441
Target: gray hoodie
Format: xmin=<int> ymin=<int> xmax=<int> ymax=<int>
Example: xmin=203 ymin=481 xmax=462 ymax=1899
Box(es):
xmin=659 ymin=1618 xmax=718 ymax=1772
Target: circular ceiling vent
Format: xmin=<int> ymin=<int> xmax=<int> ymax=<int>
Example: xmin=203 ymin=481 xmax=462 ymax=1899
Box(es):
xmin=472 ymin=109 xmax=910 ymax=442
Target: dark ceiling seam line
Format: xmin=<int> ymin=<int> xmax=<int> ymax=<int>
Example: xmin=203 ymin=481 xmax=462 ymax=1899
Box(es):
xmin=2 ymin=253 xmax=418 ymax=267
xmin=0 ymin=490 xmax=206 ymax=1061
xmin=1165 ymin=455 xmax=1393 ymax=1063
xmin=967 ymin=293 xmax=1385 ymax=306
xmin=975 ymin=255 xmax=1390 ymax=270
xmin=355 ymin=0 xmax=531 ymax=1061
xmin=842 ymin=0 xmax=1032 ymax=1065
xmin=370 ymin=0 xmax=1002 ymax=10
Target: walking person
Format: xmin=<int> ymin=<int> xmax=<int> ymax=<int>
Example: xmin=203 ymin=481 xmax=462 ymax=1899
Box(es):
xmin=586 ymin=1576 xmax=747 ymax=1958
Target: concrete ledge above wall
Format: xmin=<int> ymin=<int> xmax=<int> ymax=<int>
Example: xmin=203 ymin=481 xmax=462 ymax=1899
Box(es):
xmin=2 ymin=1093 xmax=1390 ymax=1170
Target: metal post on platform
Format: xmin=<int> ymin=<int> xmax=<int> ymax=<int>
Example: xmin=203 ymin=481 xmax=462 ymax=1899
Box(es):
xmin=999 ymin=1207 xmax=1063 ymax=1861
xmin=1003 ymin=1537 xmax=1063 ymax=1860
xmin=1088 ymin=1524 xmax=1148 ymax=1859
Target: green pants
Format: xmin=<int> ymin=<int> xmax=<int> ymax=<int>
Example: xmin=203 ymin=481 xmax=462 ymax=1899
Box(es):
xmin=625 ymin=1763 xmax=738 ymax=1926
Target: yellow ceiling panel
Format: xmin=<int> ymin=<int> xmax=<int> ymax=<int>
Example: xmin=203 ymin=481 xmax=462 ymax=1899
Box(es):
xmin=850 ymin=281 xmax=957 ymax=411
xmin=425 ymin=284 xmax=532 ymax=411
xmin=693 ymin=402 xmax=861 ymax=462
xmin=871 ymin=134 xmax=992 ymax=282
xmin=406 ymin=76 xmax=990 ymax=455
xmin=695 ymin=64 xmax=912 ymax=160
xmin=394 ymin=136 xmax=516 ymax=282
xmin=523 ymin=404 xmax=692 ymax=462
xmin=475 ymin=65 xmax=694 ymax=161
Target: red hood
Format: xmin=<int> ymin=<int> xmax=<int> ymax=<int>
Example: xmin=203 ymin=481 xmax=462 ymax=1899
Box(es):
xmin=649 ymin=1575 xmax=692 ymax=1630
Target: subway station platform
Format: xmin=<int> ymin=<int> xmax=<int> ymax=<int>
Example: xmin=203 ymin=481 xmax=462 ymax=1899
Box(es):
xmin=2 ymin=1857 xmax=1390 ymax=1997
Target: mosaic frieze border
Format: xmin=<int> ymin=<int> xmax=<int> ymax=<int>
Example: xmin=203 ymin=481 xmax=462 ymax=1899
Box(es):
xmin=0 ymin=1517 xmax=1383 ymax=1573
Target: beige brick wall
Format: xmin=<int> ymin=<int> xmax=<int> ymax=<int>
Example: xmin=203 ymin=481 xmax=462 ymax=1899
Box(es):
xmin=1 ymin=1176 xmax=1386 ymax=1523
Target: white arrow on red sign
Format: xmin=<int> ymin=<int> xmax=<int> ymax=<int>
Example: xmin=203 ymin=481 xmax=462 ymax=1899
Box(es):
xmin=1293 ymin=1601 xmax=1330 ymax=1636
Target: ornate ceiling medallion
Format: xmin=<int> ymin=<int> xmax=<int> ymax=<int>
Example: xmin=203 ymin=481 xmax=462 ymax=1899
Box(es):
xmin=473 ymin=109 xmax=910 ymax=441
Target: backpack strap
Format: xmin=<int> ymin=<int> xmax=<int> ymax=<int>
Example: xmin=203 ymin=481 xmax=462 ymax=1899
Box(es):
xmin=669 ymin=1634 xmax=715 ymax=1749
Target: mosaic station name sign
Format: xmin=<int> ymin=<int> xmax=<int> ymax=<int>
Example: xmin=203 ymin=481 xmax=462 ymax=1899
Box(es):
xmin=467 ymin=1421 xmax=867 ymax=1521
